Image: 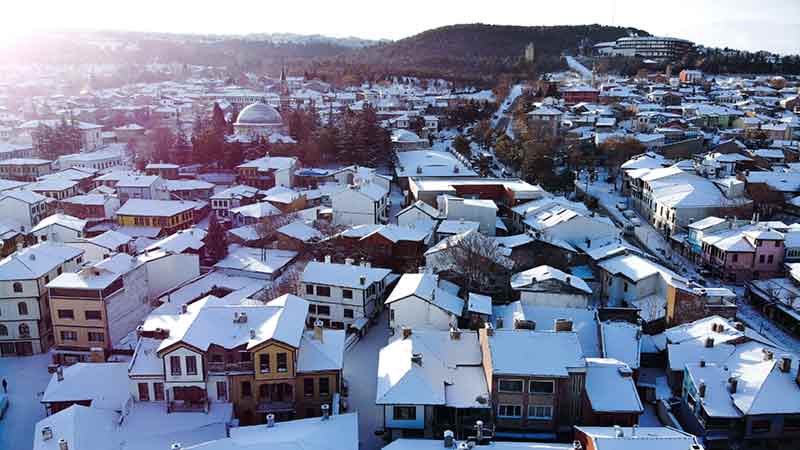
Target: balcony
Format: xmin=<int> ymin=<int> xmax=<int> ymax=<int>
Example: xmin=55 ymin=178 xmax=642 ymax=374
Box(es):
xmin=255 ymin=399 xmax=295 ymax=414
xmin=168 ymin=399 xmax=209 ymax=413
xmin=207 ymin=361 xmax=254 ymax=373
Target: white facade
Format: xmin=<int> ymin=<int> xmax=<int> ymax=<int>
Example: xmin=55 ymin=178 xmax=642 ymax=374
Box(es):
xmin=439 ymin=196 xmax=497 ymax=236
xmin=144 ymin=253 xmax=200 ymax=300
xmin=32 ymin=223 xmax=83 ymax=244
xmin=0 ymin=195 xmax=47 ymax=231
xmin=519 ymin=291 xmax=590 ymax=309
xmin=389 ymin=295 xmax=457 ymax=331
xmin=331 ymin=187 xmax=388 ymax=226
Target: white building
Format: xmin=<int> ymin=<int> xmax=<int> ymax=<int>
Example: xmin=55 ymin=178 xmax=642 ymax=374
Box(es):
xmin=510 ymin=265 xmax=593 ymax=308
xmin=385 ymin=273 xmax=464 ymax=331
xmin=438 ymin=195 xmax=498 ymax=236
xmin=300 ymin=259 xmax=392 ymax=330
xmin=0 ymin=189 xmax=49 ymax=231
xmin=31 ymin=214 xmax=87 ymax=243
xmin=331 ymin=181 xmax=389 ymax=226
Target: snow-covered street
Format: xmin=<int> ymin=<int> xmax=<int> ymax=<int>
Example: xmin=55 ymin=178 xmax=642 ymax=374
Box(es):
xmin=0 ymin=354 xmax=53 ymax=450
xmin=343 ymin=310 xmax=391 ymax=450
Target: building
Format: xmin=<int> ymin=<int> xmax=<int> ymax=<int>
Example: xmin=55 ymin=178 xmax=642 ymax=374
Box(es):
xmin=145 ymin=163 xmax=180 ymax=179
xmin=0 ymin=158 xmax=53 ymax=181
xmin=116 ymin=199 xmax=197 ymax=237
xmin=594 ymin=36 xmax=694 ymax=59
xmin=0 ymin=189 xmax=49 ymax=231
xmin=47 ymin=251 xmax=200 ymax=362
xmin=233 ymin=102 xmax=286 ymax=141
xmin=0 ymin=243 xmax=84 ymax=356
xmin=131 ymin=294 xmax=345 ymax=425
xmin=41 ymin=362 xmax=129 ymax=414
xmin=61 ymin=194 xmax=121 ymax=221
xmin=386 ymin=273 xmax=464 ymax=331
xmin=213 ymin=245 xmax=297 ymax=281
xmin=236 ymin=156 xmax=298 ymax=190
xmin=331 ymin=181 xmax=390 ymax=226
xmin=300 ymin=259 xmax=392 ymax=331
xmin=211 ymin=185 xmax=262 ymax=219
xmin=115 ymin=175 xmax=169 ymax=202
xmin=510 ymin=265 xmax=593 ymax=308
xmin=31 ymin=214 xmax=86 ymax=243
xmin=574 ymin=426 xmax=703 ymax=450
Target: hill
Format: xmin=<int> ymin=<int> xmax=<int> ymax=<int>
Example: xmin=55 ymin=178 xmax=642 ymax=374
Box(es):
xmin=341 ymin=23 xmax=650 ymax=81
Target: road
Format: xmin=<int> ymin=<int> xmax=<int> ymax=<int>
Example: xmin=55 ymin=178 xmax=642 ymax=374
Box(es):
xmin=343 ymin=310 xmax=391 ymax=450
xmin=0 ymin=353 xmax=53 ymax=450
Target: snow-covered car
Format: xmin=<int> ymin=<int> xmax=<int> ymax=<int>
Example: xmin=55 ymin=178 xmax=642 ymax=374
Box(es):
xmin=622 ymin=210 xmax=637 ymax=220
xmin=616 ymin=202 xmax=627 ymax=210
xmin=630 ymin=217 xmax=641 ymax=227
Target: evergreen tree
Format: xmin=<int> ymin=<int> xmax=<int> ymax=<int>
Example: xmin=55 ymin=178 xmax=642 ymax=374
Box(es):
xmin=212 ymin=103 xmax=227 ymax=136
xmin=206 ymin=214 xmax=229 ymax=262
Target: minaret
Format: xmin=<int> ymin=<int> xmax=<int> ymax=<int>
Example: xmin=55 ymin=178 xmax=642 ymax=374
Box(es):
xmin=279 ymin=64 xmax=290 ymax=112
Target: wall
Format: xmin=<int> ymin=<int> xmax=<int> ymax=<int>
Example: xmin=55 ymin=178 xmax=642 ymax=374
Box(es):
xmin=33 ymin=224 xmax=82 ymax=244
xmin=163 ymin=345 xmax=206 ymax=385
xmin=0 ymin=197 xmax=35 ymax=230
xmin=301 ymin=282 xmax=374 ymax=327
xmin=443 ymin=199 xmax=496 ymax=236
xmin=389 ymin=295 xmax=456 ymax=331
xmin=397 ymin=208 xmax=436 ymax=228
xmin=332 ymin=189 xmax=376 ymax=226
xmin=51 ymin=296 xmax=108 ymax=350
xmin=252 ymin=341 xmax=296 ymax=381
xmin=384 ymin=404 xmax=425 ymax=430
xmin=108 ymin=264 xmax=150 ymax=345
xmin=144 ymin=253 xmax=200 ymax=299
xmin=520 ymin=291 xmax=589 ymax=309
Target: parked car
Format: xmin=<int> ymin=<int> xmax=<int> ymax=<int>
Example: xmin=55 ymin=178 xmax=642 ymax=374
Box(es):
xmin=630 ymin=217 xmax=641 ymax=227
xmin=616 ymin=202 xmax=627 ymax=210
xmin=622 ymin=210 xmax=637 ymax=220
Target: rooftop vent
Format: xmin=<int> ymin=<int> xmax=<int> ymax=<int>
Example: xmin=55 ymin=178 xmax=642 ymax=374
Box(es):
xmin=41 ymin=427 xmax=53 ymax=441
xmin=266 ymin=414 xmax=275 ymax=427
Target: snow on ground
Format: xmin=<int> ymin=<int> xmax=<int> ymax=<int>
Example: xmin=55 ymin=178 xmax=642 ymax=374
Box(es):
xmin=564 ymin=56 xmax=593 ymax=80
xmin=492 ymin=84 xmax=523 ymax=129
xmin=640 ymin=403 xmax=662 ymax=427
xmin=389 ymin=183 xmax=405 ymax=224
xmin=344 ymin=309 xmax=391 ymax=450
xmin=731 ymin=288 xmax=800 ymax=350
xmin=0 ymin=353 xmax=53 ymax=450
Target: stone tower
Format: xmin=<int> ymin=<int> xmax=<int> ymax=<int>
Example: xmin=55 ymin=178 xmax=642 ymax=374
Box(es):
xmin=279 ymin=65 xmax=290 ymax=112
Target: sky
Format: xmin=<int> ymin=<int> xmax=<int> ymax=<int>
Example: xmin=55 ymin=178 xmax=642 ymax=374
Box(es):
xmin=2 ymin=0 xmax=799 ymax=55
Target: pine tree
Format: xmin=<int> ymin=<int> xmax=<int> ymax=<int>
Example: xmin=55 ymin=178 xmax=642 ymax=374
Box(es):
xmin=206 ymin=214 xmax=229 ymax=262
xmin=212 ymin=103 xmax=227 ymax=136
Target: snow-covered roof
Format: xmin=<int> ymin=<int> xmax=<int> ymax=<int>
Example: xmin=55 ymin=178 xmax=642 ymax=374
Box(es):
xmin=0 ymin=242 xmax=82 ymax=281
xmin=31 ymin=214 xmax=86 ymax=234
xmin=467 ymin=292 xmax=492 ymax=315
xmin=598 ymin=254 xmax=662 ymax=282
xmin=574 ymin=426 xmax=699 ymax=450
xmin=493 ymin=303 xmax=601 ymax=357
xmin=42 ymin=362 xmax=130 ymax=410
xmin=297 ymin=329 xmax=346 ymax=372
xmin=213 ymin=245 xmax=297 ymax=276
xmin=376 ymin=330 xmax=487 ymax=407
xmin=386 ymin=273 xmax=464 ymax=317
xmin=487 ymin=329 xmax=584 ymax=377
xmin=276 ymin=220 xmax=323 ymax=242
xmin=584 ymin=358 xmax=643 ymax=413
xmin=301 ymin=261 xmax=391 ymax=290
xmin=116 ymin=199 xmax=196 ymax=217
xmin=510 ymin=265 xmax=592 ymax=294
xmin=230 ymin=201 xmax=282 ymax=219
xmin=600 ymin=321 xmax=642 ymax=369
xmin=145 ymin=228 xmax=207 ymax=254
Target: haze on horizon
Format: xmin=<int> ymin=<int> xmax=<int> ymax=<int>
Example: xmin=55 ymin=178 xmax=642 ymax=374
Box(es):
xmin=2 ymin=0 xmax=799 ymax=55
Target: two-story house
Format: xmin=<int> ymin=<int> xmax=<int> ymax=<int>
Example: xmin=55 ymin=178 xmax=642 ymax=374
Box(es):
xmin=115 ymin=175 xmax=169 ymax=203
xmin=116 ymin=199 xmax=197 ymax=237
xmin=0 ymin=243 xmax=84 ymax=356
xmin=210 ymin=185 xmax=262 ymax=219
xmin=236 ymin=156 xmax=298 ymax=189
xmin=61 ymin=193 xmax=121 ymax=221
xmin=0 ymin=189 xmax=49 ymax=231
xmin=130 ymin=294 xmax=345 ymax=425
xmin=300 ymin=258 xmax=392 ymax=331
xmin=331 ymin=181 xmax=390 ymax=226
xmin=386 ymin=273 xmax=464 ymax=331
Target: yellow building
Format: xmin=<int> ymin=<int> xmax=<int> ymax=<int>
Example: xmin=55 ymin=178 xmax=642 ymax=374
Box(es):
xmin=116 ymin=199 xmax=195 ymax=236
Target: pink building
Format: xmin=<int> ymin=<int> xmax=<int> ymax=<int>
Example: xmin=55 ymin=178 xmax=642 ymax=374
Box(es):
xmin=701 ymin=226 xmax=784 ymax=283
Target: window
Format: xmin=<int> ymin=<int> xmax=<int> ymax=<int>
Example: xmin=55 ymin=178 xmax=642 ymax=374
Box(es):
xmin=211 ymin=353 xmax=223 ymax=363
xmin=304 ymin=378 xmax=314 ymax=397
xmin=170 ymin=356 xmax=182 ymax=376
xmin=44 ymin=275 xmax=49 ymax=284
xmin=528 ymin=405 xmax=553 ymax=419
xmin=393 ymin=406 xmax=416 ymax=421
xmin=186 ymin=356 xmax=198 ymax=375
xmin=154 ymin=382 xmax=165 ymax=401
xmin=57 ymin=309 xmax=75 ymax=319
xmin=759 ymin=255 xmax=765 ymax=264
xmin=767 ymin=255 xmax=774 ymax=264
xmin=319 ymin=377 xmax=330 ymax=396
xmin=752 ymin=420 xmax=771 ymax=434
xmin=784 ymin=416 xmax=800 ymax=431
xmin=138 ymin=383 xmax=150 ymax=401
xmin=88 ymin=332 xmax=104 ymax=342
xmin=775 ymin=241 xmax=781 ymax=247
xmin=85 ymin=310 xmax=101 ymax=320
xmin=241 ymin=381 xmax=252 ymax=397
xmin=733 ymin=254 xmax=739 ymax=263
xmin=529 ymin=380 xmax=555 ymax=394
xmin=498 ymin=379 xmax=524 ymax=393
xmin=60 ymin=330 xmax=77 ymax=341
xmin=216 ymin=381 xmax=227 ymax=401
xmin=623 ymin=282 xmax=629 ymax=292
xmin=12 ymin=282 xmax=22 ymax=293
xmin=316 ymin=286 xmax=331 ymax=297
xmin=498 ymin=404 xmax=522 ymax=418
xmin=17 ymin=302 xmax=28 ymax=315
xmin=305 ymin=284 xmax=314 ymax=295
xmin=240 ymin=351 xmax=252 ymax=362
xmin=57 ymin=267 xmax=62 ymax=275
xmin=316 ymin=305 xmax=330 ymax=316
xmin=343 ymin=289 xmax=353 ymax=299
xmin=277 ymin=353 xmax=288 ymax=372
xmin=0 ymin=325 xmax=7 ymax=336
xmin=259 ymin=354 xmax=271 ymax=373
xmin=344 ymin=308 xmax=354 ymax=319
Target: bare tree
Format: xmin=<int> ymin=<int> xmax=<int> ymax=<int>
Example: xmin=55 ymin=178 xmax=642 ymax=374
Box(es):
xmin=255 ymin=212 xmax=299 ymax=242
xmin=435 ymin=231 xmax=514 ymax=293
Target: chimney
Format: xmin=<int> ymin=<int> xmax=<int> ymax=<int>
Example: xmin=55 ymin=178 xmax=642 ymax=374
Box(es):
xmin=411 ymin=353 xmax=423 ymax=366
xmin=449 ymin=326 xmax=461 ymax=340
xmin=631 ymin=424 xmax=637 ymax=437
xmin=266 ymin=414 xmax=275 ymax=427
xmin=763 ymin=348 xmax=774 ymax=361
xmin=181 ymin=304 xmax=188 ymax=314
xmin=59 ymin=439 xmax=68 ymax=450
xmin=485 ymin=322 xmax=494 ymax=336
xmin=313 ymin=319 xmax=324 ymax=342
xmin=324 ymin=255 xmax=331 ymax=264
xmin=614 ymin=425 xmax=623 ymax=438
xmin=249 ymin=329 xmax=256 ymax=339
xmin=734 ymin=322 xmax=745 ymax=332
xmin=321 ymin=403 xmax=330 ymax=420
xmin=345 ymin=258 xmax=354 ymax=265
xmin=170 ymin=444 xmax=182 ymax=450
xmin=705 ymin=336 xmax=715 ymax=348
xmin=365 ymin=262 xmax=371 ymax=268
xmin=41 ymin=427 xmax=53 ymax=441
xmin=443 ymin=430 xmax=455 ymax=448
xmin=728 ymin=376 xmax=738 ymax=393
xmin=56 ymin=365 xmax=64 ymax=382
xmin=573 ymin=441 xmax=583 ymax=450
xmin=514 ymin=319 xmax=536 ymax=330
xmin=402 ymin=327 xmax=412 ymax=339
xmin=496 ymin=317 xmax=504 ymax=329
xmin=780 ymin=356 xmax=792 ymax=373
xmin=359 ymin=275 xmax=367 ymax=286
xmin=698 ymin=379 xmax=706 ymax=398
xmin=475 ymin=420 xmax=484 ymax=442
xmin=700 ymin=358 xmax=706 ymax=367
xmin=555 ymin=318 xmax=573 ymax=332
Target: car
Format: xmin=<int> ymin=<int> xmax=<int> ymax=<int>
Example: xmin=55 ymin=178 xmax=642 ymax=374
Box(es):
xmin=622 ymin=210 xmax=637 ymax=220
xmin=630 ymin=217 xmax=641 ymax=227
xmin=616 ymin=202 xmax=627 ymax=210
